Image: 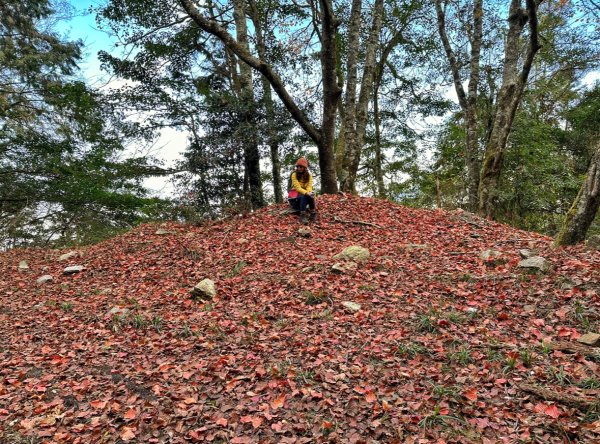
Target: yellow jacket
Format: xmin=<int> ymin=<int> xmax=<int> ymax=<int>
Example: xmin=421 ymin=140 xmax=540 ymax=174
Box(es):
xmin=291 ymin=171 xmax=313 ymax=195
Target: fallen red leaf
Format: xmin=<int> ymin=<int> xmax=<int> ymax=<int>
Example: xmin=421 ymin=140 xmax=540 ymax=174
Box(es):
xmin=463 ymin=388 xmax=478 ymax=401
xmin=270 ymin=394 xmax=285 ymax=410
xmin=120 ymin=426 xmax=136 ymax=441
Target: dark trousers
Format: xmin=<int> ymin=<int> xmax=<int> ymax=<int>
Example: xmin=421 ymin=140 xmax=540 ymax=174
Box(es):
xmin=290 ymin=194 xmax=315 ymax=212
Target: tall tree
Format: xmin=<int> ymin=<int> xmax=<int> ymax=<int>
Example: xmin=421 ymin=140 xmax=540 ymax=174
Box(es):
xmin=435 ymin=0 xmax=483 ymax=210
xmin=555 ymin=141 xmax=600 ymax=245
xmin=232 ymin=0 xmax=264 ymax=208
xmin=435 ymin=0 xmax=541 ymax=216
xmin=177 ymin=0 xmax=341 ymax=194
xmin=338 ymin=0 xmax=385 ymax=193
xmin=555 ymin=85 xmax=600 ymax=245
xmin=478 ymin=0 xmax=541 ymax=217
xmin=248 ymin=0 xmax=283 ymax=203
xmin=1 ymin=0 xmax=164 ymax=248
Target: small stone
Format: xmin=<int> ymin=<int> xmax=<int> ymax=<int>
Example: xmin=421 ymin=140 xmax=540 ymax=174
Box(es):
xmin=333 ymin=246 xmax=370 ymax=263
xmin=331 ymin=263 xmax=345 ymax=274
xmin=107 ymin=306 xmax=130 ymax=317
xmin=19 ymin=260 xmax=29 ymax=271
xmin=480 ymin=249 xmax=501 ymax=261
xmin=297 ymin=228 xmax=312 ymax=238
xmin=236 ymin=238 xmax=249 ymax=244
xmin=342 ymin=301 xmax=361 ymax=313
xmin=523 ymin=305 xmax=536 ymax=312
xmin=155 ymin=229 xmax=170 ymax=235
xmin=577 ymin=333 xmax=600 ymax=346
xmin=331 ymin=262 xmax=358 ymax=275
xmin=518 ymin=256 xmax=551 ymax=273
xmin=36 ymin=275 xmax=54 ymax=284
xmin=58 ymin=251 xmax=78 ymax=261
xmin=466 ymin=307 xmax=478 ymax=314
xmin=586 ymin=235 xmax=600 ymax=250
xmin=191 ymin=279 xmax=217 ymax=301
xmin=404 ymin=243 xmax=429 ymax=250
xmin=63 ymin=265 xmax=84 ymax=275
xmin=519 ymin=249 xmax=535 ymax=259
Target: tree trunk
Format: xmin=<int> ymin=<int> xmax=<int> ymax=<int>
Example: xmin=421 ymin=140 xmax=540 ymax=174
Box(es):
xmin=435 ymin=0 xmax=483 ymax=211
xmin=370 ymin=20 xmax=410 ymax=199
xmin=555 ymin=141 xmax=600 ymax=246
xmin=248 ymin=0 xmax=283 ymax=203
xmin=373 ymin=81 xmax=385 ymax=198
xmin=478 ymin=0 xmax=540 ymax=217
xmin=318 ymin=0 xmax=342 ymax=194
xmin=340 ymin=0 xmax=384 ymax=194
xmin=233 ymin=0 xmax=264 ymax=209
xmin=338 ymin=0 xmax=362 ymax=191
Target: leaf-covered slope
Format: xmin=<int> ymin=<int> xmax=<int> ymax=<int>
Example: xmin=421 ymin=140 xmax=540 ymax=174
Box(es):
xmin=1 ymin=195 xmax=599 ymax=443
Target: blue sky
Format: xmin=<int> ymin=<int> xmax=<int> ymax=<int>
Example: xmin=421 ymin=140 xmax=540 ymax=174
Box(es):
xmin=57 ymin=1 xmax=185 ymax=196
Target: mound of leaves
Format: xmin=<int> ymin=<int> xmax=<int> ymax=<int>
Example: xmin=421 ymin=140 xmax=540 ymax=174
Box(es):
xmin=1 ymin=195 xmax=599 ymax=443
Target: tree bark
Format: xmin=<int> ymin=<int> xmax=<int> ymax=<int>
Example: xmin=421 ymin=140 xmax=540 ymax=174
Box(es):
xmin=435 ymin=0 xmax=483 ymax=211
xmin=340 ymin=0 xmax=384 ymax=194
xmin=318 ymin=0 xmax=342 ymax=194
xmin=248 ymin=0 xmax=283 ymax=203
xmin=555 ymin=141 xmax=600 ymax=246
xmin=338 ymin=0 xmax=362 ymax=190
xmin=373 ymin=81 xmax=385 ymax=198
xmin=178 ymin=0 xmax=339 ymax=194
xmin=370 ymin=22 xmax=411 ymax=199
xmin=233 ymin=0 xmax=264 ymax=209
xmin=478 ymin=0 xmax=541 ymax=217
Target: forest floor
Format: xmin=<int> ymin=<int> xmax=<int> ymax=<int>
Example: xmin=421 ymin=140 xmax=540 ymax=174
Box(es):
xmin=1 ymin=194 xmax=599 ymax=443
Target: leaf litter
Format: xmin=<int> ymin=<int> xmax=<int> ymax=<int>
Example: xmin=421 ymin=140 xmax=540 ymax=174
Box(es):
xmin=1 ymin=195 xmax=599 ymax=443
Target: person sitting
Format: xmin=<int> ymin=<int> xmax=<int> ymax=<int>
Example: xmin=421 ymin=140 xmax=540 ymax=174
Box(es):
xmin=288 ymin=157 xmax=317 ymax=223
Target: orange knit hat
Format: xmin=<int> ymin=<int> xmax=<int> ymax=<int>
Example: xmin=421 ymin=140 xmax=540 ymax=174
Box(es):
xmin=295 ymin=157 xmax=308 ymax=168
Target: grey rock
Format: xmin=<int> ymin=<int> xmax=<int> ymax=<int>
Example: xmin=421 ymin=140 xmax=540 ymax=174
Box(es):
xmin=18 ymin=260 xmax=29 ymax=271
xmin=577 ymin=333 xmax=600 ymax=346
xmin=191 ymin=278 xmax=216 ymax=300
xmin=58 ymin=251 xmax=78 ymax=261
xmin=587 ymin=235 xmax=600 ymax=250
xmin=518 ymin=256 xmax=551 ymax=273
xmin=342 ymin=301 xmax=361 ymax=313
xmin=331 ymin=262 xmax=358 ymax=275
xmin=404 ymin=243 xmax=429 ymax=250
xmin=107 ymin=306 xmax=130 ymax=317
xmin=480 ymin=249 xmax=501 ymax=261
xmin=36 ymin=275 xmax=54 ymax=284
xmin=519 ymin=249 xmax=535 ymax=259
xmin=63 ymin=265 xmax=84 ymax=275
xmin=155 ymin=229 xmax=171 ymax=235
xmin=333 ymin=246 xmax=370 ymax=263
xmin=297 ymin=228 xmax=312 ymax=238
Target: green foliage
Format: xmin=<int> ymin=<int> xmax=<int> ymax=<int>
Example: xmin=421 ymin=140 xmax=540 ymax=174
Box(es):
xmin=0 ymin=0 xmax=172 ymax=249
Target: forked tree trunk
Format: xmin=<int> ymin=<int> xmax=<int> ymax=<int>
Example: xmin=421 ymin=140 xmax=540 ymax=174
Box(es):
xmin=478 ymin=0 xmax=540 ymax=217
xmin=555 ymin=142 xmax=600 ymax=246
xmin=339 ymin=0 xmax=384 ymax=194
xmin=338 ymin=0 xmax=362 ymax=190
xmin=435 ymin=0 xmax=483 ymax=211
xmin=233 ymin=0 xmax=264 ymax=209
